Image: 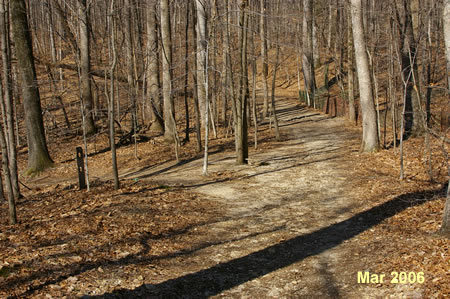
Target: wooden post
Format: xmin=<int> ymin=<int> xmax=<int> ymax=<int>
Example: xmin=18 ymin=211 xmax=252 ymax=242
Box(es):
xmin=76 ymin=147 xmax=86 ymax=190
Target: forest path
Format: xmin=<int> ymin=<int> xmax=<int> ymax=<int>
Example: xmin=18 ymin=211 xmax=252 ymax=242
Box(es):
xmin=114 ymin=97 xmax=372 ymax=298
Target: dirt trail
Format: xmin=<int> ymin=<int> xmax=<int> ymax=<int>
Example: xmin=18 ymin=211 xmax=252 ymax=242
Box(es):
xmin=107 ymin=98 xmax=379 ymax=298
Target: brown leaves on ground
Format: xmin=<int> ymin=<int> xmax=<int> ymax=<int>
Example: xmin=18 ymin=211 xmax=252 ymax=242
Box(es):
xmin=1 ymin=109 xmax=449 ymax=297
xmin=349 ymin=136 xmax=449 ymax=298
xmin=0 ymin=180 xmax=224 ymax=298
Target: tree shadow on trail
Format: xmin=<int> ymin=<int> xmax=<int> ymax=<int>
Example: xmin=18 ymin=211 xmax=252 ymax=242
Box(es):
xmin=86 ymin=186 xmax=446 ymax=299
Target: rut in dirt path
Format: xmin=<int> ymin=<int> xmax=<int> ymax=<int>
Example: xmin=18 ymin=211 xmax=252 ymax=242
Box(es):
xmin=94 ymin=98 xmax=380 ymax=298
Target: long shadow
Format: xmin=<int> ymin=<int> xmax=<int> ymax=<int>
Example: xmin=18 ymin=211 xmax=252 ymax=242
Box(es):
xmin=87 ymin=186 xmax=445 ymax=298
xmin=8 ymin=222 xmax=286 ymax=297
xmin=276 ymin=106 xmax=307 ymax=118
xmin=278 ymin=115 xmax=335 ymax=129
xmin=142 ymin=155 xmax=343 ymax=192
xmin=123 ymin=149 xmax=223 ymax=180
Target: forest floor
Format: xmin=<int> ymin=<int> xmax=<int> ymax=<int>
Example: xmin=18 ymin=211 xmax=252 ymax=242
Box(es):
xmin=0 ymin=93 xmax=449 ymax=298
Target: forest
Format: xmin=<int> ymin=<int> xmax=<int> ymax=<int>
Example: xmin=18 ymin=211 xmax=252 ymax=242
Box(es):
xmin=0 ymin=0 xmax=449 ymax=297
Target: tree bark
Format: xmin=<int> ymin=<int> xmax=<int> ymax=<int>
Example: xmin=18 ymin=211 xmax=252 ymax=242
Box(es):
xmin=444 ymin=0 xmax=450 ymax=92
xmin=270 ymin=0 xmax=281 ymax=141
xmin=312 ymin=11 xmax=320 ymax=67
xmin=221 ymin=0 xmax=229 ymax=125
xmin=235 ymin=0 xmax=249 ymax=165
xmin=397 ymin=0 xmax=424 ymax=137
xmin=190 ymin=0 xmax=202 ymax=152
xmin=0 ymin=0 xmax=19 ymax=198
xmin=351 ymin=0 xmax=379 ymax=152
xmin=160 ymin=0 xmax=176 ymax=141
xmin=0 ymin=75 xmax=16 ymax=223
xmin=11 ymin=0 xmax=53 ymax=175
xmin=441 ymin=179 xmax=450 ymax=237
xmin=302 ymin=0 xmax=315 ymax=107
xmin=0 ymin=117 xmax=16 ymax=224
xmin=109 ymin=0 xmax=119 ymax=190
xmin=271 ymin=45 xmax=281 ymax=141
xmin=347 ymin=3 xmax=356 ymax=123
xmin=440 ymin=0 xmax=450 ymax=236
xmin=202 ymin=44 xmax=209 ymax=176
xmin=260 ymin=0 xmax=269 ymax=118
xmin=124 ymin=0 xmax=138 ymax=141
xmin=183 ymin=1 xmax=190 ymax=141
xmin=195 ymin=0 xmax=208 ymax=131
xmin=146 ymin=2 xmax=163 ymax=133
xmin=79 ymin=0 xmax=96 ymax=135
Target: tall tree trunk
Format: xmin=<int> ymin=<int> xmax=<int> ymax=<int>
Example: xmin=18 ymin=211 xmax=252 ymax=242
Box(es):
xmin=347 ymin=4 xmax=356 ymax=123
xmin=109 ymin=0 xmax=119 ymax=190
xmin=124 ymin=0 xmax=136 ymax=119
xmin=444 ymin=0 xmax=450 ymax=92
xmin=302 ymin=0 xmax=315 ymax=107
xmin=350 ymin=0 xmax=379 ymax=152
xmin=397 ymin=0 xmax=424 ymax=137
xmin=203 ymin=45 xmax=210 ymax=176
xmin=79 ymin=0 xmax=96 ymax=135
xmin=11 ymin=0 xmax=53 ymax=175
xmin=236 ymin=0 xmax=249 ymax=165
xmin=132 ymin=0 xmax=144 ymax=83
xmin=312 ymin=11 xmax=320 ymax=67
xmin=440 ymin=0 xmax=450 ymax=236
xmin=195 ymin=0 xmax=208 ymax=131
xmin=160 ymin=0 xmax=176 ymax=142
xmin=251 ymin=30 xmax=258 ymax=149
xmin=146 ymin=1 xmax=163 ymax=133
xmin=271 ymin=45 xmax=281 ymax=141
xmin=46 ymin=1 xmax=71 ymax=130
xmin=183 ymin=1 xmax=190 ymax=142
xmin=221 ymin=0 xmax=229 ymax=125
xmin=124 ymin=0 xmax=138 ymax=158
xmin=210 ymin=0 xmax=218 ymax=128
xmin=260 ymin=0 xmax=269 ymax=118
xmin=0 ymin=0 xmax=19 ymax=198
xmin=270 ymin=0 xmax=281 ymax=141
xmin=191 ymin=0 xmax=202 ymax=152
xmin=0 ymin=114 xmax=16 ymax=224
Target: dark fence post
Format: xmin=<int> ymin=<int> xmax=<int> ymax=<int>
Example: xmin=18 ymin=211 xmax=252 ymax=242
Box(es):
xmin=76 ymin=147 xmax=87 ymax=190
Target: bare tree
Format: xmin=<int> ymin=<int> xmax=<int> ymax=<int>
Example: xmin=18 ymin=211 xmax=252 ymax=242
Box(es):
xmin=302 ymin=0 xmax=315 ymax=107
xmin=260 ymin=0 xmax=269 ymax=118
xmin=347 ymin=2 xmax=356 ymax=123
xmin=146 ymin=1 xmax=164 ymax=133
xmin=0 ymin=119 xmax=16 ymax=223
xmin=235 ymin=0 xmax=249 ymax=165
xmin=0 ymin=78 xmax=16 ymax=224
xmin=11 ymin=0 xmax=53 ymax=175
xmin=183 ymin=1 xmax=190 ymax=142
xmin=160 ymin=0 xmax=177 ymax=142
xmin=78 ymin=0 xmax=96 ymax=135
xmin=191 ymin=0 xmax=202 ymax=152
xmin=350 ymin=0 xmax=379 ymax=152
xmin=394 ymin=0 xmax=424 ymax=137
xmin=196 ymin=0 xmax=208 ymax=132
xmin=270 ymin=0 xmax=282 ymax=141
xmin=440 ymin=0 xmax=450 ymax=236
xmin=108 ymin=0 xmax=119 ymax=190
xmin=124 ymin=0 xmax=139 ymax=157
xmin=203 ymin=45 xmax=210 ymax=176
xmin=0 ymin=0 xmax=19 ymax=198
